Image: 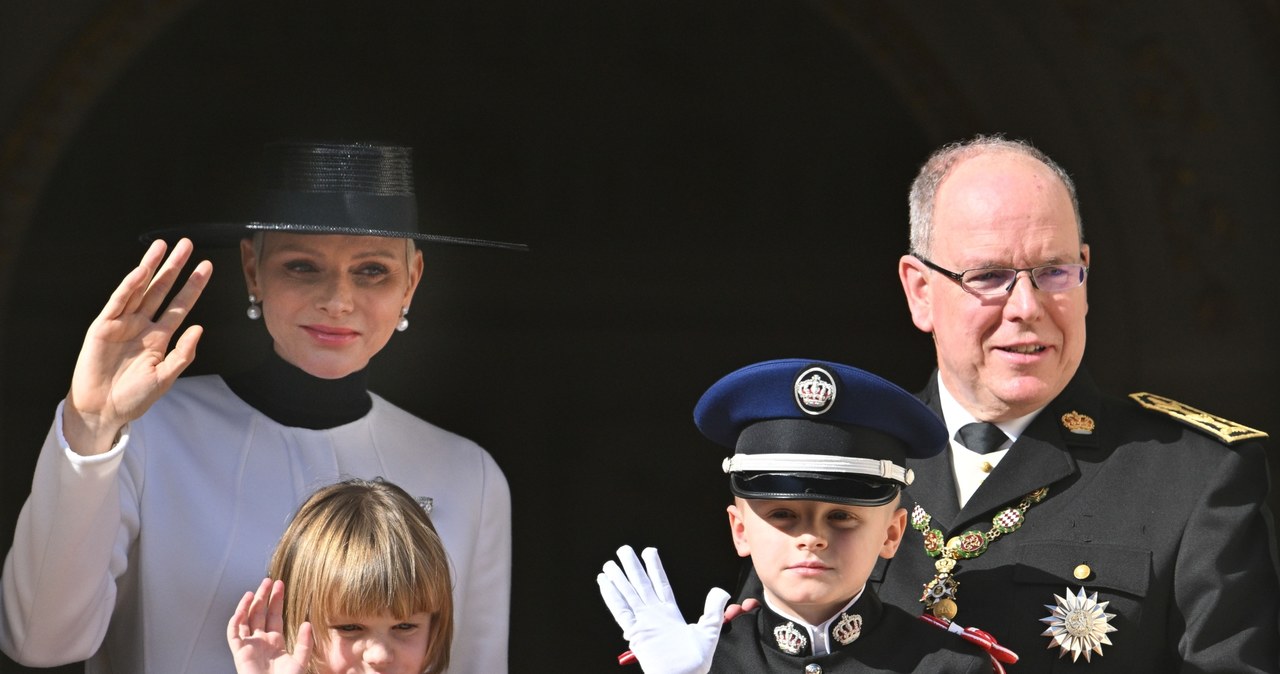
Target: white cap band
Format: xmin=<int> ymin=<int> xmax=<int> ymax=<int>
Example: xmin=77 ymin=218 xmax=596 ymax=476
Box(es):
xmin=722 ymin=453 xmax=914 ymax=486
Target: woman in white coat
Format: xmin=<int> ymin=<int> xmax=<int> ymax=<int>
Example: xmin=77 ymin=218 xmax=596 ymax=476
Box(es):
xmin=0 ymin=141 xmax=519 ymax=673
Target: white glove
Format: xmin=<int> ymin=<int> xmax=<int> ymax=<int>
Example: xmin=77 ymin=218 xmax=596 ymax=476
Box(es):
xmin=597 ymin=545 xmax=730 ymax=674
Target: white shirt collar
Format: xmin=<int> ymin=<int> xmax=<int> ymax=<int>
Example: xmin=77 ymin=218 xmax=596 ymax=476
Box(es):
xmin=936 ymin=373 xmax=1042 ymax=507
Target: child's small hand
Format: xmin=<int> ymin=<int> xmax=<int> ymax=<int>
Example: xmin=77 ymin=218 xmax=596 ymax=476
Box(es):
xmin=227 ymin=578 xmax=313 ymax=674
xmin=722 ymin=597 xmax=760 ymax=622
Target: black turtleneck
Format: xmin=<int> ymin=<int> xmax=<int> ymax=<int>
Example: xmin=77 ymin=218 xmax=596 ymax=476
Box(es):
xmin=223 ymin=350 xmax=372 ymax=429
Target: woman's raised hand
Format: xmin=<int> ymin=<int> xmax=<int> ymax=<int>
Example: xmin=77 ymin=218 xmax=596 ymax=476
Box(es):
xmin=227 ymin=578 xmax=313 ymax=674
xmin=62 ymin=238 xmax=212 ymax=455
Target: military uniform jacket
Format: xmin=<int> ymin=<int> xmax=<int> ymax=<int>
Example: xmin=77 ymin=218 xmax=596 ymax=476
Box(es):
xmin=712 ymin=587 xmax=989 ymax=673
xmin=870 ymin=369 xmax=1280 ymax=672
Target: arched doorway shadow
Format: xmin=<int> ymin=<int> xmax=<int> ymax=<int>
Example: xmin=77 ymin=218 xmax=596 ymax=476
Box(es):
xmin=1 ymin=1 xmax=1275 ymax=670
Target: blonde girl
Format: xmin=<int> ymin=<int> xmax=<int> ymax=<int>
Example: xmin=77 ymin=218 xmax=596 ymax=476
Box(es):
xmin=228 ymin=479 xmax=454 ymax=674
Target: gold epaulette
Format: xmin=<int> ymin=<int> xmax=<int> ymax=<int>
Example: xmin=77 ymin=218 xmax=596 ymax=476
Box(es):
xmin=1129 ymin=392 xmax=1268 ymax=445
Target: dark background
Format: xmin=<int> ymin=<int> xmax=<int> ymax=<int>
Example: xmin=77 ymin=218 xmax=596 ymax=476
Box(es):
xmin=1 ymin=1 xmax=1277 ymax=671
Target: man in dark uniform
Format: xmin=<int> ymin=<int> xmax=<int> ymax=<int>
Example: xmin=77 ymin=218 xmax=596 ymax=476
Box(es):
xmin=875 ymin=134 xmax=1280 ymax=670
xmin=599 ymin=359 xmax=1001 ymax=673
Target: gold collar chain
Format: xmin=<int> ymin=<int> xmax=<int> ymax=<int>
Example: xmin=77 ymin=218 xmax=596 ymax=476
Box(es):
xmin=910 ymin=486 xmax=1049 ymax=620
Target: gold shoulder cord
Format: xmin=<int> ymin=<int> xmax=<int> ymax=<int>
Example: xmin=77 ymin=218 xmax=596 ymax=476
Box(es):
xmin=911 ymin=487 xmax=1050 ymax=620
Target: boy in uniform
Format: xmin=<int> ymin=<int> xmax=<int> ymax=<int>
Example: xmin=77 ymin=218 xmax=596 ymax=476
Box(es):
xmin=599 ymin=359 xmax=1011 ymax=673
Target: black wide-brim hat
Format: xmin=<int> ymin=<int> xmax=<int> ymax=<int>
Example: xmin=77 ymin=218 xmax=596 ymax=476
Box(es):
xmin=694 ymin=358 xmax=948 ymax=507
xmin=141 ymin=141 xmax=527 ymax=251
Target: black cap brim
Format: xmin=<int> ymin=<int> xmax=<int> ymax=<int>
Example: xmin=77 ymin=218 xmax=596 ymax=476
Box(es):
xmin=730 ymin=472 xmax=903 ymax=507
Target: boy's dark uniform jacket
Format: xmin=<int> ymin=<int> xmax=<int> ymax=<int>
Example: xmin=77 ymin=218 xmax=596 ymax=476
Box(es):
xmin=867 ymin=368 xmax=1280 ymax=672
xmin=712 ymin=583 xmax=989 ymax=673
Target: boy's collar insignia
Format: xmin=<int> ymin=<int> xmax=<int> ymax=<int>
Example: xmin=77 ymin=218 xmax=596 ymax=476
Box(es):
xmin=773 ymin=621 xmax=808 ymax=655
xmin=831 ymin=611 xmax=863 ymax=646
xmin=1040 ymin=586 xmax=1118 ymax=663
xmin=793 ymin=366 xmax=837 ymax=415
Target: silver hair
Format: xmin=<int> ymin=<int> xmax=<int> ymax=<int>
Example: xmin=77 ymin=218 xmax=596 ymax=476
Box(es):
xmin=907 ymin=134 xmax=1084 ymax=257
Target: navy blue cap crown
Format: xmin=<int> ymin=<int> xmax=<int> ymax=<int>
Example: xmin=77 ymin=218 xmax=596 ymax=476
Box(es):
xmin=694 ymin=359 xmax=946 ymax=506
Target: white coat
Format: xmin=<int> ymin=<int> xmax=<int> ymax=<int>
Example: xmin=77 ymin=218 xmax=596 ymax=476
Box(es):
xmin=0 ymin=375 xmax=511 ymax=673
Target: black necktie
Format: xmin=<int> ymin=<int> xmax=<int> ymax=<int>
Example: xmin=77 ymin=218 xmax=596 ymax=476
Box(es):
xmin=955 ymin=422 xmax=1008 ymax=455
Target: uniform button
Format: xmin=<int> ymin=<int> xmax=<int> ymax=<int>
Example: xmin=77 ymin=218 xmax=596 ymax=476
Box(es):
xmin=979 ymin=461 xmax=993 ymax=473
xmin=805 ymin=665 xmax=823 ymax=674
xmin=1073 ymin=564 xmax=1092 ymax=580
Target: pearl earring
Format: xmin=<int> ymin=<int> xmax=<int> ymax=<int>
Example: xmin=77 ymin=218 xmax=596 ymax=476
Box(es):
xmin=246 ymin=294 xmax=262 ymax=320
xmin=396 ymin=307 xmax=410 ymax=332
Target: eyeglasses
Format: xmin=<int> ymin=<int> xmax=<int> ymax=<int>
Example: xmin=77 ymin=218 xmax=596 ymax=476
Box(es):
xmin=915 ymin=256 xmax=1088 ymax=296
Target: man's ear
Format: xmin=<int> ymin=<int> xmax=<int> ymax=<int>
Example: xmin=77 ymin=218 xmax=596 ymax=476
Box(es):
xmin=1081 ymin=243 xmax=1091 ymax=315
xmin=899 ymin=254 xmax=935 ymax=334
xmin=879 ymin=507 xmax=908 ymax=560
xmin=727 ymin=503 xmax=751 ymax=559
xmin=239 ymin=238 xmax=260 ymax=296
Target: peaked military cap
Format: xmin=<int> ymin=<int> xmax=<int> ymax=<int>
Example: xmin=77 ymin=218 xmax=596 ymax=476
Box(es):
xmin=694 ymin=359 xmax=947 ymax=506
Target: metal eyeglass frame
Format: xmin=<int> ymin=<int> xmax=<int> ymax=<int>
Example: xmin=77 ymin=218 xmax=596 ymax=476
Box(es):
xmin=914 ymin=255 xmax=1089 ymax=296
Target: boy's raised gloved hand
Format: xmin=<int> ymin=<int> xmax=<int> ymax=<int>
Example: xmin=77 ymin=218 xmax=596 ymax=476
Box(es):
xmin=598 ymin=545 xmax=730 ymax=674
